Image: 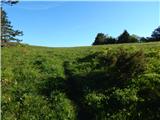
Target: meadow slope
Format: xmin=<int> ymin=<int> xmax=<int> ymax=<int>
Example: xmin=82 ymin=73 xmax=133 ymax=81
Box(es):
xmin=2 ymin=42 xmax=160 ymax=120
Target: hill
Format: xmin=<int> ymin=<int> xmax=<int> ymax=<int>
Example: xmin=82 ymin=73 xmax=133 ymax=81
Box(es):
xmin=2 ymin=42 xmax=160 ymax=120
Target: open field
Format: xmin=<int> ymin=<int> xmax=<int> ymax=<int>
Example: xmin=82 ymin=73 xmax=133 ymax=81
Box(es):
xmin=2 ymin=42 xmax=160 ymax=120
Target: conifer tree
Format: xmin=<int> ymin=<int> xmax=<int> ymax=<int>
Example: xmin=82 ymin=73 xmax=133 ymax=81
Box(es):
xmin=1 ymin=0 xmax=23 ymax=45
xmin=117 ymin=30 xmax=130 ymax=43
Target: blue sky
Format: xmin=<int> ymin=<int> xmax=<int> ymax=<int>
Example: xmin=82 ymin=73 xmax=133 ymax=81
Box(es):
xmin=3 ymin=1 xmax=160 ymax=47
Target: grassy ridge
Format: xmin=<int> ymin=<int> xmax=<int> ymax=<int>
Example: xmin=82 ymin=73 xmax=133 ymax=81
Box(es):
xmin=2 ymin=42 xmax=160 ymax=120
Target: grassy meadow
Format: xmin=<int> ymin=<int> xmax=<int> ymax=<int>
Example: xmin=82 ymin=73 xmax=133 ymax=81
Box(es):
xmin=1 ymin=42 xmax=160 ymax=120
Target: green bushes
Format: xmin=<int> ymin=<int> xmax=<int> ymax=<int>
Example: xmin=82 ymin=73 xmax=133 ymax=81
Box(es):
xmin=64 ymin=49 xmax=146 ymax=92
xmin=64 ymin=48 xmax=159 ymax=120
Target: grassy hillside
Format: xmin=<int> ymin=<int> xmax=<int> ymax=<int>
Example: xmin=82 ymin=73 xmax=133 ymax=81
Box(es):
xmin=2 ymin=42 xmax=160 ymax=120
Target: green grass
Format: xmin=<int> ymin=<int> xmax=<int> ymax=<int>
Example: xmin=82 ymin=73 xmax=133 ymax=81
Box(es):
xmin=1 ymin=42 xmax=160 ymax=120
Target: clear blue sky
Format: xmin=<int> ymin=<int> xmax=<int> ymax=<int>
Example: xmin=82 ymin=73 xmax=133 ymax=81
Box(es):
xmin=3 ymin=1 xmax=160 ymax=47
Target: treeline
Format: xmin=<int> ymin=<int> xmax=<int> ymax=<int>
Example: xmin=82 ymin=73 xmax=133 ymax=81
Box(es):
xmin=93 ymin=26 xmax=160 ymax=45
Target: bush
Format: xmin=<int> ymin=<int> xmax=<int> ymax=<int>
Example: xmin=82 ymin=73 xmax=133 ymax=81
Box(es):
xmin=64 ymin=48 xmax=147 ymax=119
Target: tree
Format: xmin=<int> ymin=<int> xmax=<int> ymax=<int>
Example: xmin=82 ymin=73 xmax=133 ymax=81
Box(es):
xmin=151 ymin=26 xmax=160 ymax=40
xmin=140 ymin=37 xmax=148 ymax=42
xmin=1 ymin=0 xmax=22 ymax=46
xmin=117 ymin=30 xmax=130 ymax=43
xmin=1 ymin=7 xmax=23 ymax=45
xmin=105 ymin=36 xmax=116 ymax=44
xmin=92 ymin=33 xmax=107 ymax=45
xmin=1 ymin=0 xmax=19 ymax=5
xmin=130 ymin=35 xmax=139 ymax=43
xmin=117 ymin=30 xmax=138 ymax=43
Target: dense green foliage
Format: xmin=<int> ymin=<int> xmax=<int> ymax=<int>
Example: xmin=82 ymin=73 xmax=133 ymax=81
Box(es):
xmin=151 ymin=26 xmax=160 ymax=39
xmin=117 ymin=30 xmax=138 ymax=43
xmin=92 ymin=33 xmax=116 ymax=45
xmin=2 ymin=42 xmax=160 ymax=120
xmin=93 ymin=30 xmax=139 ymax=45
xmin=92 ymin=33 xmax=107 ymax=45
xmin=92 ymin=27 xmax=160 ymax=45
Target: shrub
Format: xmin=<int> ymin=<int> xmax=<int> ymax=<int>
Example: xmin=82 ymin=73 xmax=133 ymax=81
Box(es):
xmin=64 ymin=48 xmax=146 ymax=119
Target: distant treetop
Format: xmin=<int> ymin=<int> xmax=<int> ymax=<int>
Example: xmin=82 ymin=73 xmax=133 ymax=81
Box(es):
xmin=151 ymin=26 xmax=160 ymax=39
xmin=1 ymin=0 xmax=19 ymax=5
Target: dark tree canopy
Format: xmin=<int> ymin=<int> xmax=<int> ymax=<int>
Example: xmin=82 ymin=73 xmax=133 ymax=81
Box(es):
xmin=105 ymin=37 xmax=116 ymax=44
xmin=1 ymin=8 xmax=23 ymax=43
xmin=117 ymin=30 xmax=138 ymax=43
xmin=129 ymin=35 xmax=139 ymax=43
xmin=92 ymin=33 xmax=107 ymax=45
xmin=1 ymin=0 xmax=19 ymax=5
xmin=140 ymin=37 xmax=147 ymax=42
xmin=92 ymin=27 xmax=160 ymax=45
xmin=151 ymin=26 xmax=160 ymax=40
xmin=117 ymin=30 xmax=130 ymax=43
xmin=140 ymin=26 xmax=160 ymax=42
xmin=93 ymin=33 xmax=116 ymax=45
